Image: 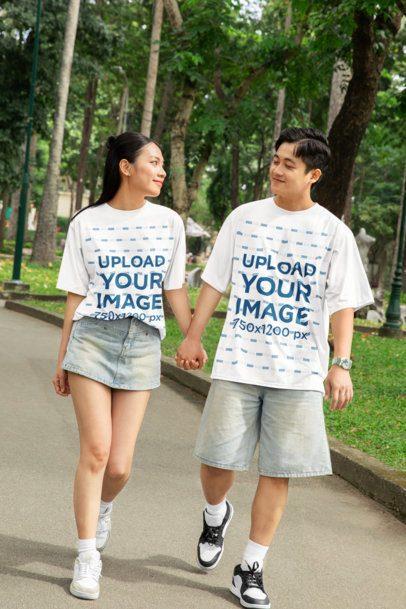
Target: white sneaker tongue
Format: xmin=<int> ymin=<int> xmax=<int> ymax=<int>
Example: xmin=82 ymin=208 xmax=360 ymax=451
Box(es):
xmin=204 ymin=510 xmax=223 ymax=527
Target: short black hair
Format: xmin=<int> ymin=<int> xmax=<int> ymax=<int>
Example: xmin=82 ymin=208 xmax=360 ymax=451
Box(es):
xmin=274 ymin=127 xmax=331 ymax=174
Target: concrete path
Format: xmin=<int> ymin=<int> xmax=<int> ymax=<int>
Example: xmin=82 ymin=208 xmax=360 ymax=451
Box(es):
xmin=0 ymin=302 xmax=405 ymax=609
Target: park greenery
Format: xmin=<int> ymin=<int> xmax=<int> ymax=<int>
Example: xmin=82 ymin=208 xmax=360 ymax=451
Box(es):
xmin=0 ymin=0 xmax=405 ymax=275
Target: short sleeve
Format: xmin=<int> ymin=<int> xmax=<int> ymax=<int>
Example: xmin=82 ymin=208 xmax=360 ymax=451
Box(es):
xmin=163 ymin=214 xmax=186 ymax=289
xmin=325 ymin=224 xmax=375 ymax=316
xmin=201 ymin=212 xmax=235 ymax=293
xmin=56 ymin=217 xmax=89 ymax=296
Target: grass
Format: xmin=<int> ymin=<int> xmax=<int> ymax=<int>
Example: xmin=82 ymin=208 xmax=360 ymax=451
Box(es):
xmin=25 ymin=298 xmax=406 ymax=471
xmin=0 ymin=256 xmax=62 ymax=295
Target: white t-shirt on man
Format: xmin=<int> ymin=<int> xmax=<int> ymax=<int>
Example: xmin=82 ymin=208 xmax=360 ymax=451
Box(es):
xmin=56 ymin=201 xmax=186 ymax=340
xmin=201 ymin=197 xmax=374 ymax=394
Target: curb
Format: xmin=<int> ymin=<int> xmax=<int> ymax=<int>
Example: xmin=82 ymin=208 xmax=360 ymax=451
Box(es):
xmin=0 ymin=291 xmax=67 ymax=302
xmin=5 ymin=299 xmax=406 ymax=524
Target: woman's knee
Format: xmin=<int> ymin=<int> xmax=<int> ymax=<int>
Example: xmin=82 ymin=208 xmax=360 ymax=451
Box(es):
xmin=80 ymin=443 xmax=110 ymax=473
xmin=105 ymin=462 xmax=131 ymax=482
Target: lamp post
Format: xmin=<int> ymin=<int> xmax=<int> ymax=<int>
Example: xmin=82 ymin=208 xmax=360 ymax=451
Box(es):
xmin=379 ymin=167 xmax=406 ymax=338
xmin=4 ymin=0 xmax=42 ymax=292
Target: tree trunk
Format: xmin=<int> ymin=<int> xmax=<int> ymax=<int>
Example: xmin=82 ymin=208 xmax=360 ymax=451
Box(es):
xmin=25 ymin=133 xmax=38 ymax=234
xmin=343 ymin=167 xmax=356 ymax=226
xmin=116 ymin=83 xmax=129 ymax=134
xmin=75 ymin=76 xmax=98 ymax=211
xmin=7 ymin=189 xmax=21 ymax=240
xmin=163 ymin=0 xmax=183 ymax=30
xmin=169 ymin=81 xmax=196 ymax=220
xmin=153 ymin=76 xmax=174 ymax=142
xmin=327 ymin=59 xmax=352 ymax=134
xmin=271 ymin=1 xmax=292 ymax=148
xmin=31 ymin=0 xmax=81 ymax=264
xmin=141 ymin=0 xmax=164 ymax=137
xmin=0 ymin=191 xmax=10 ymax=250
xmin=8 ymin=135 xmax=38 ymax=240
xmin=187 ymin=140 xmax=212 ymax=208
xmin=231 ymin=136 xmax=240 ymax=209
xmin=89 ymin=141 xmax=104 ymax=205
xmin=315 ymin=10 xmax=402 ymax=218
xmin=253 ymin=132 xmax=266 ymax=200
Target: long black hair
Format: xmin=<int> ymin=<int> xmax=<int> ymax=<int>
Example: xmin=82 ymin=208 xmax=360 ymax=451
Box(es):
xmin=69 ymin=131 xmax=161 ymax=225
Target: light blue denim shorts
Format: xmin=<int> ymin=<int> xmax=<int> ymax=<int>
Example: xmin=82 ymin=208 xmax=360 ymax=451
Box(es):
xmin=62 ymin=315 xmax=161 ymax=390
xmin=194 ymin=379 xmax=332 ymax=478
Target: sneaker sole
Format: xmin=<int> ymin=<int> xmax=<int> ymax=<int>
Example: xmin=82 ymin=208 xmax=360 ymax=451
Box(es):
xmin=230 ymin=582 xmax=270 ymax=609
xmin=196 ymin=503 xmax=234 ymax=571
xmin=70 ymin=582 xmax=100 ymax=600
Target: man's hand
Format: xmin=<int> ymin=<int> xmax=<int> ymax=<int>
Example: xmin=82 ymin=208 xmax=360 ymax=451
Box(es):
xmin=324 ymin=365 xmax=353 ymax=410
xmin=175 ymin=337 xmax=208 ymax=370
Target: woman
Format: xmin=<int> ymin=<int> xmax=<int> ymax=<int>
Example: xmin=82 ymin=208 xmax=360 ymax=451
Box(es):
xmin=53 ymin=132 xmax=203 ymax=600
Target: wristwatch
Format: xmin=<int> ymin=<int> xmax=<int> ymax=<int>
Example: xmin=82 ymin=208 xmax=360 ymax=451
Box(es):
xmin=332 ymin=357 xmax=352 ymax=370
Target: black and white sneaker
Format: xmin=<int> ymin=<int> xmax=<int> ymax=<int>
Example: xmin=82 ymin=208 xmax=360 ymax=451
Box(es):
xmin=196 ymin=500 xmax=234 ymax=570
xmin=230 ymin=561 xmax=271 ymax=608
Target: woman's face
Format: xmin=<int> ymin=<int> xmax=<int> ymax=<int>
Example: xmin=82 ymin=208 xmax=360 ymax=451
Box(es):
xmin=122 ymin=142 xmax=166 ymax=197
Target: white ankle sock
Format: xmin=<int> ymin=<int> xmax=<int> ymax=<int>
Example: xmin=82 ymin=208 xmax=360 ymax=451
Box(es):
xmin=100 ymin=499 xmax=113 ymax=514
xmin=242 ymin=539 xmax=269 ymax=570
xmin=204 ymin=499 xmax=227 ymax=526
xmin=77 ymin=537 xmax=97 ymax=555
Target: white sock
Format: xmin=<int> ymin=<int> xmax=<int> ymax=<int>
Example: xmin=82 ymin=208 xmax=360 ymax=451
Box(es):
xmin=204 ymin=499 xmax=227 ymax=527
xmin=77 ymin=537 xmax=97 ymax=555
xmin=242 ymin=539 xmax=269 ymax=571
xmin=99 ymin=499 xmax=113 ymax=514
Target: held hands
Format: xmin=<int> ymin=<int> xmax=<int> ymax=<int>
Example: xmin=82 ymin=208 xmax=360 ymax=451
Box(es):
xmin=52 ymin=364 xmax=71 ymax=396
xmin=324 ymin=365 xmax=353 ymax=410
xmin=175 ymin=336 xmax=208 ymax=371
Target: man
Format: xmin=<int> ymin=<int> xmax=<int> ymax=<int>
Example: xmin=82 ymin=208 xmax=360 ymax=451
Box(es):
xmin=176 ymin=128 xmax=374 ymax=608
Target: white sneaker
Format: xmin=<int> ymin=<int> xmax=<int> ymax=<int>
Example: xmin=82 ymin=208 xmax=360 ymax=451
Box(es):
xmin=96 ymin=503 xmax=112 ymax=552
xmin=70 ymin=550 xmax=102 ymax=600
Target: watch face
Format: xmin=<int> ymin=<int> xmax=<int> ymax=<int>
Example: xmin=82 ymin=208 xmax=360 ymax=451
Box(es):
xmin=342 ymin=358 xmax=351 ymax=369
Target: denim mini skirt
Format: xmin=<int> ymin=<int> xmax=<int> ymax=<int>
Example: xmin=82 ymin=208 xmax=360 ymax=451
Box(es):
xmin=62 ymin=315 xmax=161 ymax=390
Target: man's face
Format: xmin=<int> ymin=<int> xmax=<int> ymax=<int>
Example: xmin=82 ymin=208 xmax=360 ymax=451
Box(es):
xmin=269 ymin=142 xmax=321 ymax=198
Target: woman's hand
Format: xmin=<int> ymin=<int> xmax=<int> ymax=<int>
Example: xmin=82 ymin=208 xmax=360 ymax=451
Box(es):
xmin=175 ymin=337 xmax=208 ymax=370
xmin=52 ymin=365 xmax=71 ymax=396
xmin=324 ymin=366 xmax=353 ymax=410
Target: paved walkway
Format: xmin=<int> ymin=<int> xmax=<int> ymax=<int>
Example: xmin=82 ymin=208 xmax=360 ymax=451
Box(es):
xmin=0 ymin=302 xmax=405 ymax=609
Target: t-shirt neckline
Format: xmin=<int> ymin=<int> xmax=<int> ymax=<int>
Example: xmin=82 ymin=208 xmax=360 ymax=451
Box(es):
xmin=104 ymin=200 xmax=150 ymax=214
xmin=271 ymin=197 xmax=319 ymax=215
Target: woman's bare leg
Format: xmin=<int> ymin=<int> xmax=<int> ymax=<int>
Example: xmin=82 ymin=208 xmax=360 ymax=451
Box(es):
xmin=101 ymin=389 xmax=151 ymax=502
xmin=68 ymin=372 xmax=112 ymax=539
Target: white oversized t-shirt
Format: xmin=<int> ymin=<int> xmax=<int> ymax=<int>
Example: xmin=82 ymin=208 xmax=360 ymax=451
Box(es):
xmin=201 ymin=197 xmax=374 ymax=393
xmin=56 ymin=201 xmax=186 ymax=340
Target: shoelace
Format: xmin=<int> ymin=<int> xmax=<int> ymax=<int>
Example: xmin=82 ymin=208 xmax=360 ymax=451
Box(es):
xmin=77 ymin=559 xmax=102 ymax=580
xmin=202 ymin=522 xmax=221 ymax=546
xmin=245 ymin=561 xmax=264 ymax=589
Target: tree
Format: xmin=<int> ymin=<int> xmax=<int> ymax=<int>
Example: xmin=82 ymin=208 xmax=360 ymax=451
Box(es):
xmin=315 ymin=5 xmax=403 ymax=218
xmin=31 ymin=0 xmax=81 ymax=264
xmin=75 ymin=76 xmax=98 ymax=211
xmin=141 ymin=0 xmax=164 ymax=137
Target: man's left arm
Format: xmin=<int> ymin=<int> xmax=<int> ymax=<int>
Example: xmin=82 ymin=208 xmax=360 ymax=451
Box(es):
xmin=324 ymin=307 xmax=354 ymax=411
